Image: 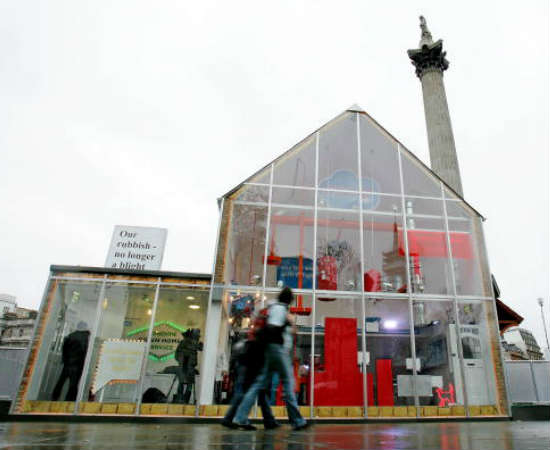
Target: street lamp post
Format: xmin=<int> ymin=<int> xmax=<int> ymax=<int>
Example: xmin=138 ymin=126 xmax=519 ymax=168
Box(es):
xmin=537 ymin=298 xmax=550 ymax=358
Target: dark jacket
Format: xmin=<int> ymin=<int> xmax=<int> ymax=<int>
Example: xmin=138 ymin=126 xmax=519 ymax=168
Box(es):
xmin=62 ymin=330 xmax=90 ymax=367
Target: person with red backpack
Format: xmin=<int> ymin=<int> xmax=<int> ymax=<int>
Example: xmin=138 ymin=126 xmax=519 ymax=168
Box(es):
xmin=220 ymin=309 xmax=279 ymax=429
xmin=232 ymin=287 xmax=309 ymax=431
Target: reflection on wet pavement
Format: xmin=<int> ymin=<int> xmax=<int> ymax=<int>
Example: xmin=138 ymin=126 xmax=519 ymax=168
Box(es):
xmin=0 ymin=421 xmax=548 ymax=450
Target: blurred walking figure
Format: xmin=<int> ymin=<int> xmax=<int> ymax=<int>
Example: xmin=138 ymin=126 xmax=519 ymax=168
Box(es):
xmin=52 ymin=321 xmax=90 ymax=401
xmin=232 ymin=287 xmax=309 ymax=431
xmin=220 ymin=328 xmax=278 ymax=430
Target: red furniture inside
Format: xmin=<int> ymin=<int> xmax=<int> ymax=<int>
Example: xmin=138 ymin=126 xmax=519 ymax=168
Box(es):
xmin=376 ymin=359 xmax=394 ymax=406
xmin=314 ymin=317 xmax=373 ymax=406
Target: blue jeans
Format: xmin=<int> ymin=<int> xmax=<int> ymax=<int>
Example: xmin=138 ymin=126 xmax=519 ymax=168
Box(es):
xmin=233 ymin=344 xmax=306 ymax=427
xmin=222 ymin=365 xmax=276 ymax=426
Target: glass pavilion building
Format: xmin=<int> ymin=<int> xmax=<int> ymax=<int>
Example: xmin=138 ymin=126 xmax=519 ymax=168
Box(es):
xmin=12 ymin=106 xmax=508 ymax=419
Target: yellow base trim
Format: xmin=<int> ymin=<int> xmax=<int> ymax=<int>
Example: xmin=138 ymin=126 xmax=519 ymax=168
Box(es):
xmin=18 ymin=402 xmax=501 ymax=418
xmin=367 ymin=406 xmax=379 ymax=417
xmin=117 ymin=403 xmax=136 ymax=415
xmin=100 ymin=403 xmax=117 ymax=414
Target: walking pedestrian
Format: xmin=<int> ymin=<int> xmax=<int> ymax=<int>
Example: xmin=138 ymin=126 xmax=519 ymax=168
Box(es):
xmin=220 ymin=333 xmax=279 ymax=430
xmin=232 ymin=287 xmax=309 ymax=431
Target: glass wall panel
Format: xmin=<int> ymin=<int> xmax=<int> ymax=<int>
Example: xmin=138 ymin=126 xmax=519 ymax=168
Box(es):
xmin=405 ymin=197 xmax=444 ymax=217
xmin=80 ymin=282 xmax=156 ymax=407
xmin=403 ymin=216 xmax=453 ymax=295
xmin=224 ymin=204 xmax=267 ymax=287
xmin=316 ymin=209 xmax=361 ymax=292
xmin=445 ymin=201 xmax=491 ymax=297
xmin=362 ymin=193 xmax=401 ymax=214
xmin=140 ymin=286 xmax=208 ymax=406
xmin=455 ymin=300 xmax=498 ymax=409
xmin=400 ymin=151 xmax=442 ymax=197
xmin=413 ymin=299 xmax=464 ymax=408
xmin=318 ymin=113 xmax=358 ymax=191
xmin=365 ymin=298 xmax=413 ymax=406
xmin=266 ymin=207 xmax=314 ymax=290
xmin=360 ymin=115 xmax=401 ymax=194
xmin=234 ymin=184 xmax=269 ymax=204
xmin=273 ymin=136 xmax=316 ymax=187
xmin=363 ymin=212 xmax=407 ymax=293
xmin=271 ymin=187 xmax=314 ymax=207
xmin=247 ymin=167 xmax=271 ymax=184
xmin=317 ymin=190 xmax=359 ymax=210
xmin=313 ymin=295 xmax=364 ymax=408
xmin=26 ymin=279 xmax=102 ymax=403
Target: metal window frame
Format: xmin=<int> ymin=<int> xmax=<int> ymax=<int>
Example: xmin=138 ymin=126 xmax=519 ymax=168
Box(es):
xmin=309 ymin=131 xmax=320 ymax=418
xmin=356 ymin=112 xmax=368 ymax=417
xmin=398 ymin=144 xmax=419 ymax=416
xmin=441 ymin=183 xmax=470 ymax=417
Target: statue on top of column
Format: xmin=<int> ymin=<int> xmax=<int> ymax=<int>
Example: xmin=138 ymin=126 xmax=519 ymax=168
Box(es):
xmin=419 ymin=15 xmax=433 ymax=47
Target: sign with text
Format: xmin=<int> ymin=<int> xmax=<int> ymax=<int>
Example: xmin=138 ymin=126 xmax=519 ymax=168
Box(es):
xmin=92 ymin=339 xmax=146 ymax=394
xmin=105 ymin=225 xmax=167 ymax=270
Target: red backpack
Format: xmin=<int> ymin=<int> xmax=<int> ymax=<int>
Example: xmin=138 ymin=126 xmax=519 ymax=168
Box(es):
xmin=247 ymin=307 xmax=269 ymax=342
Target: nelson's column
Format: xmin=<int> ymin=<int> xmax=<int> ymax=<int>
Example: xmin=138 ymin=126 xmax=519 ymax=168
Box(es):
xmin=408 ymin=16 xmax=464 ymax=196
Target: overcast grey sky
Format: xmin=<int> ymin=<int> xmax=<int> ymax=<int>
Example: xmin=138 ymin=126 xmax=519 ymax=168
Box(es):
xmin=1 ymin=1 xmax=548 ymax=348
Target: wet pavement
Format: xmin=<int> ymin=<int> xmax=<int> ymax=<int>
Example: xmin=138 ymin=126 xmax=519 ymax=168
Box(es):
xmin=0 ymin=420 xmax=548 ymax=449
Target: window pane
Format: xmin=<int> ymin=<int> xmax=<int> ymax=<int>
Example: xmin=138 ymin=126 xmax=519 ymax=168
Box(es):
xmin=140 ymin=286 xmax=208 ymax=407
xmin=314 ymin=295 xmax=364 ymax=409
xmin=26 ymin=279 xmax=101 ymax=404
xmin=447 ymin=218 xmax=491 ymax=297
xmin=233 ymin=184 xmax=269 ymax=204
xmin=317 ymin=190 xmax=360 ymax=210
xmin=360 ymin=115 xmax=401 ymax=194
xmin=80 ymin=283 xmax=156 ymax=409
xmin=456 ymin=300 xmax=500 ymax=412
xmin=413 ymin=300 xmax=464 ymax=409
xmin=271 ymin=187 xmax=314 ymax=207
xmin=365 ymin=298 xmax=413 ymax=407
xmin=316 ymin=209 xmax=362 ymax=292
xmin=363 ymin=213 xmax=407 ymax=293
xmin=401 ymin=151 xmax=442 ymax=197
xmin=224 ymin=204 xmax=267 ymax=286
xmin=273 ymin=136 xmax=316 ymax=187
xmin=403 ymin=217 xmax=453 ymax=295
xmin=266 ymin=207 xmax=314 ymax=290
xmin=318 ymin=113 xmax=359 ymax=191
xmin=405 ymin=198 xmax=443 ymax=217
xmin=362 ymin=193 xmax=401 ymax=214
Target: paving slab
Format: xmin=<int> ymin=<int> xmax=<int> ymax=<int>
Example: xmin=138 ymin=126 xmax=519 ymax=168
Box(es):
xmin=0 ymin=420 xmax=548 ymax=450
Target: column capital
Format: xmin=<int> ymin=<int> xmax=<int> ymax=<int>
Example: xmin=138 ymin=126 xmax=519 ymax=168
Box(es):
xmin=407 ymin=16 xmax=450 ymax=79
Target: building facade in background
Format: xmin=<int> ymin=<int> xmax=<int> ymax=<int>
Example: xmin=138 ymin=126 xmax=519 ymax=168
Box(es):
xmin=0 ymin=294 xmax=37 ymax=348
xmin=504 ymin=328 xmax=544 ymax=361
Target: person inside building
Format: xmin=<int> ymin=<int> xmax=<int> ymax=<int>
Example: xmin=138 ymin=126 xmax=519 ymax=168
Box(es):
xmin=174 ymin=328 xmax=203 ymax=403
xmin=51 ymin=321 xmax=90 ymax=401
xmin=232 ymin=287 xmax=309 ymax=431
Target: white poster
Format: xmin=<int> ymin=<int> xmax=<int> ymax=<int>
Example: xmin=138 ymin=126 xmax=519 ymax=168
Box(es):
xmin=92 ymin=339 xmax=146 ymax=394
xmin=105 ymin=225 xmax=167 ymax=270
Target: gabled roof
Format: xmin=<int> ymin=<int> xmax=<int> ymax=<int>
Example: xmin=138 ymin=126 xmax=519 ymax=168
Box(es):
xmin=219 ymin=105 xmax=484 ymax=219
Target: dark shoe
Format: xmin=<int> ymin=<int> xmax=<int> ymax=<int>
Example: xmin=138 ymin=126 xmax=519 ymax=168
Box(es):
xmin=221 ymin=420 xmax=237 ymax=429
xmin=234 ymin=423 xmax=257 ymax=431
xmin=292 ymin=421 xmax=311 ymax=431
xmin=263 ymin=422 xmax=281 ymax=430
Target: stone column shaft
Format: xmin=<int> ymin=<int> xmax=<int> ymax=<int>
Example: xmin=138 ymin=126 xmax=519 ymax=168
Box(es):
xmin=420 ymin=68 xmax=463 ymax=196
